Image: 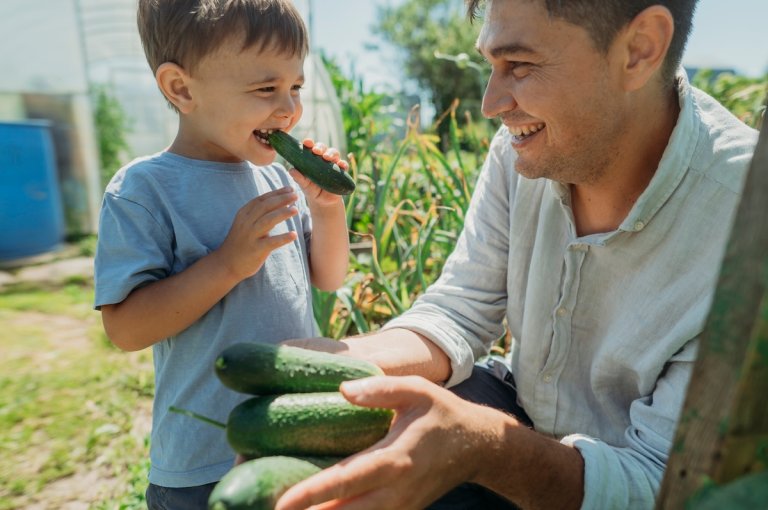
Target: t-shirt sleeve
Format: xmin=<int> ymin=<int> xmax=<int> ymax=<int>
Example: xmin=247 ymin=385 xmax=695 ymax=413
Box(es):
xmin=93 ymin=192 xmax=174 ymax=309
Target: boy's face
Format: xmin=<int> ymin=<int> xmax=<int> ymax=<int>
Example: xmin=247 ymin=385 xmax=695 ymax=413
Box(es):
xmin=177 ymin=36 xmax=305 ymax=165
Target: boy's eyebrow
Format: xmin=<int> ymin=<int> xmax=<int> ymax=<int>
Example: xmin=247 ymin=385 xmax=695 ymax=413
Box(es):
xmin=477 ymin=42 xmax=538 ymax=59
xmin=246 ymin=74 xmax=305 ymax=86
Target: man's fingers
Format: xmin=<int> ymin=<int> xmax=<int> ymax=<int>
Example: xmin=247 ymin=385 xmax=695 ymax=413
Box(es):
xmin=340 ymin=375 xmax=432 ymax=410
xmin=276 ymin=453 xmax=399 ymax=510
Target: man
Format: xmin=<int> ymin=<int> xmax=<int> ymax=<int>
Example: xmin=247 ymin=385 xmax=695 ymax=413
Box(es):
xmin=275 ymin=0 xmax=758 ymax=508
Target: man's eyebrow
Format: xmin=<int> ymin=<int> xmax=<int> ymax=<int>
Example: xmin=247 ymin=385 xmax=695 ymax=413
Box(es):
xmin=477 ymin=43 xmax=537 ymax=59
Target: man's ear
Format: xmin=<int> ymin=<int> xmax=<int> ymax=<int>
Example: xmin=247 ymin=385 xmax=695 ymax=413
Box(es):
xmin=156 ymin=62 xmax=195 ymax=113
xmin=618 ymin=5 xmax=674 ymax=92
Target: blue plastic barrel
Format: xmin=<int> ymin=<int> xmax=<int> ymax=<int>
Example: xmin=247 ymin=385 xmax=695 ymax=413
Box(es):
xmin=0 ymin=120 xmax=66 ymax=261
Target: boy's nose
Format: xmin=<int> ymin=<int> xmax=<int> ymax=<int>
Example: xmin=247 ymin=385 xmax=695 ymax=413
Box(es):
xmin=276 ymin=94 xmax=300 ymax=118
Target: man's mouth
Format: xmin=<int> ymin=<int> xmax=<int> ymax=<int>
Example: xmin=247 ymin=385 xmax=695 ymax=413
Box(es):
xmin=508 ymin=123 xmax=545 ymax=142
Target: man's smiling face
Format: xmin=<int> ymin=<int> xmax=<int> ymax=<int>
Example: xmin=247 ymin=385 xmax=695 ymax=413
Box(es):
xmin=477 ymin=0 xmax=629 ymax=185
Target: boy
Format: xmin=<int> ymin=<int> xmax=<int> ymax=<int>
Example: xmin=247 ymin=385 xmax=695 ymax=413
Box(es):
xmin=93 ymin=1 xmax=350 ymax=507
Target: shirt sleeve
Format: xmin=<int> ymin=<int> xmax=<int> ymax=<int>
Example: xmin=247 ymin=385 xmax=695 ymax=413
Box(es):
xmin=93 ymin=192 xmax=174 ymax=308
xmin=383 ymin=130 xmax=515 ymax=387
xmin=561 ymin=338 xmax=698 ymax=509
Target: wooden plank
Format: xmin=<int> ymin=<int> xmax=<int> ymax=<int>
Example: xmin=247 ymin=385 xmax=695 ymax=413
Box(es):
xmin=655 ymin=118 xmax=768 ymax=508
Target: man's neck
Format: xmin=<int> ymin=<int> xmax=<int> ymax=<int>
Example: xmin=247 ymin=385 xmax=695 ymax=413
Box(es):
xmin=571 ymin=84 xmax=680 ymax=237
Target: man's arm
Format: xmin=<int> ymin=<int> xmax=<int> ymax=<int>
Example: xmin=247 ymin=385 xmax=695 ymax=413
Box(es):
xmin=286 ymin=327 xmax=452 ymax=383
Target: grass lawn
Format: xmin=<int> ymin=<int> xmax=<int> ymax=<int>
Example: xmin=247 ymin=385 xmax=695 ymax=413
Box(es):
xmin=0 ymin=274 xmax=154 ymax=509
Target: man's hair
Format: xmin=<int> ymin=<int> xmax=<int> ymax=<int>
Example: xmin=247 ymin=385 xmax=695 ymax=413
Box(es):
xmin=465 ymin=0 xmax=698 ymax=83
xmin=137 ymin=0 xmax=309 ymax=75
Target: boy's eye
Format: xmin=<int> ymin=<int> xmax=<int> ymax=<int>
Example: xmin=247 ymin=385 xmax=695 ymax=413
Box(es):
xmin=258 ymin=86 xmax=276 ymax=93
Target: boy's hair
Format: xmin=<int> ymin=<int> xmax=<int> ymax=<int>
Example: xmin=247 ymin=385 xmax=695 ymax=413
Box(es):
xmin=465 ymin=0 xmax=698 ymax=84
xmin=137 ymin=0 xmax=309 ymax=76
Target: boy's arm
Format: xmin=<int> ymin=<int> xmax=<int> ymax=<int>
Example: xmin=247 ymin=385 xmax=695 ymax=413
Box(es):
xmin=289 ymin=139 xmax=350 ymax=291
xmin=102 ymin=187 xmax=300 ymax=351
xmin=101 ymin=250 xmax=241 ymax=351
xmin=304 ymin=196 xmax=349 ymax=291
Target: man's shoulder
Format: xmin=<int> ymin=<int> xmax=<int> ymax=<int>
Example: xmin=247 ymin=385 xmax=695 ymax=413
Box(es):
xmin=689 ymin=87 xmax=759 ymax=191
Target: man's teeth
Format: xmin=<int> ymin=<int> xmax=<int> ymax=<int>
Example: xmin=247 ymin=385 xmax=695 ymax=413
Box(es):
xmin=509 ymin=123 xmax=545 ymax=138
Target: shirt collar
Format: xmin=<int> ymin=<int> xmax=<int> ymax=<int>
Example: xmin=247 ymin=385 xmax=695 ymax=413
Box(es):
xmin=619 ymin=70 xmax=699 ymax=233
xmin=547 ymin=70 xmax=700 ymax=235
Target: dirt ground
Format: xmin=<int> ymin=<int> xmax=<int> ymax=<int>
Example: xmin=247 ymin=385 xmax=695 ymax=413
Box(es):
xmin=1 ymin=255 xmax=153 ymax=510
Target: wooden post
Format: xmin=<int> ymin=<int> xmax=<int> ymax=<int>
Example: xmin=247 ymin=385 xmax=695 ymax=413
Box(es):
xmin=655 ymin=117 xmax=768 ymax=507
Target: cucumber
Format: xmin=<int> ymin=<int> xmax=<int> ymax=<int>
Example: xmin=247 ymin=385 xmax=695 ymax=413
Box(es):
xmin=226 ymin=392 xmax=393 ymax=457
xmin=208 ymin=456 xmax=338 ymax=510
xmin=268 ymin=130 xmax=355 ymax=195
xmin=214 ymin=342 xmax=383 ymax=395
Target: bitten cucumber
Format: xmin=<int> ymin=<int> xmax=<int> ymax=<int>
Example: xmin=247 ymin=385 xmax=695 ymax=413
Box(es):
xmin=226 ymin=392 xmax=393 ymax=457
xmin=268 ymin=130 xmax=355 ymax=195
xmin=214 ymin=342 xmax=383 ymax=396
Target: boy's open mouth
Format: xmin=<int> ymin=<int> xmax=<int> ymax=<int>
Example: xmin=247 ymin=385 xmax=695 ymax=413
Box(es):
xmin=254 ymin=129 xmax=276 ymax=145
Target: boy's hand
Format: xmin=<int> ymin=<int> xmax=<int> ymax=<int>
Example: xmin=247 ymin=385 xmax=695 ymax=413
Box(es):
xmin=288 ymin=138 xmax=349 ymax=209
xmin=216 ymin=187 xmax=299 ymax=281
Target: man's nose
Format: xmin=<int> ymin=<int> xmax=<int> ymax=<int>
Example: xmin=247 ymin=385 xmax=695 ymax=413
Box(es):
xmin=481 ymin=71 xmax=517 ymax=119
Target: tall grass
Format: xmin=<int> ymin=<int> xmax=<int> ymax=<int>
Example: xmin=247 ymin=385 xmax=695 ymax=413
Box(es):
xmin=314 ymin=98 xmax=493 ymax=338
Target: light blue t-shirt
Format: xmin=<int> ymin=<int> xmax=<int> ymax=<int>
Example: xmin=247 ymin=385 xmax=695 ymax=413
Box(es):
xmin=94 ymin=152 xmax=318 ymax=487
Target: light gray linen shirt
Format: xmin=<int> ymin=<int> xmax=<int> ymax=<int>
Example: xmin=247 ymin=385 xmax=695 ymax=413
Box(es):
xmin=383 ymin=76 xmax=758 ymax=508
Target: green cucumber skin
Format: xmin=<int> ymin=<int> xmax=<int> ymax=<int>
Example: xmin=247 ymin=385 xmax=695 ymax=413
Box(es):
xmin=214 ymin=342 xmax=384 ymax=396
xmin=226 ymin=392 xmax=393 ymax=457
xmin=208 ymin=456 xmax=337 ymax=510
xmin=268 ymin=130 xmax=355 ymax=195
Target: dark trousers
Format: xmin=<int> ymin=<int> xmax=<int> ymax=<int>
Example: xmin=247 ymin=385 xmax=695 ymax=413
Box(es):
xmin=146 ymin=481 xmax=217 ymax=510
xmin=426 ymin=357 xmax=531 ymax=510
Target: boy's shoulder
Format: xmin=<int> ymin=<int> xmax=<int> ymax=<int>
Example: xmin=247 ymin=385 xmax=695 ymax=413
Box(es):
xmin=105 ymin=152 xmax=174 ymax=196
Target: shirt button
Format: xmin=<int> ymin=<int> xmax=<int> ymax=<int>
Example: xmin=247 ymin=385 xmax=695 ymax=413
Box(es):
xmin=556 ymin=307 xmax=567 ymax=317
xmin=634 ymin=220 xmax=645 ymax=231
xmin=543 ymin=374 xmax=553 ymax=383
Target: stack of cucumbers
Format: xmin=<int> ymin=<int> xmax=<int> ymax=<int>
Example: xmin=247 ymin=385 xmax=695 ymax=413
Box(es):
xmin=207 ymin=342 xmax=391 ymax=510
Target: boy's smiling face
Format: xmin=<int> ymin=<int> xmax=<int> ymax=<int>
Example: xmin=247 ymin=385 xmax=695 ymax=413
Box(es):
xmin=170 ymin=35 xmax=305 ymax=165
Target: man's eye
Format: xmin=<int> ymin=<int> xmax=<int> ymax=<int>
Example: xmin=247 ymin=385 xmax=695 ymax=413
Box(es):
xmin=507 ymin=62 xmax=531 ymax=77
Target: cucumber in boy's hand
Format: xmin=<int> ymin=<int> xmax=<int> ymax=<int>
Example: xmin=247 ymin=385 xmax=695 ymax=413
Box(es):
xmin=267 ymin=130 xmax=356 ymax=196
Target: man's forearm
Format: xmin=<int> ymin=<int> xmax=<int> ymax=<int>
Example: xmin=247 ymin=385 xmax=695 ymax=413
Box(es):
xmin=472 ymin=408 xmax=585 ymax=510
xmin=341 ymin=328 xmax=452 ymax=383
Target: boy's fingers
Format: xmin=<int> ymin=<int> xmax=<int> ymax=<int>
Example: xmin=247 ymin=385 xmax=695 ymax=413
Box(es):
xmin=322 ymin=147 xmax=341 ymax=161
xmin=252 ymin=206 xmax=298 ymax=236
xmin=311 ymin=142 xmax=328 ymax=155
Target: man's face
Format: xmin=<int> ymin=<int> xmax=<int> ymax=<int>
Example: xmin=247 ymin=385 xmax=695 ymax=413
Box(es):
xmin=477 ymin=0 xmax=628 ymax=184
xmin=181 ymin=36 xmax=305 ymax=166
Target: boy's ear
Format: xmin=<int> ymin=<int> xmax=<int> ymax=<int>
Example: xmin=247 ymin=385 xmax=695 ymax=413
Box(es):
xmin=617 ymin=5 xmax=674 ymax=92
xmin=156 ymin=62 xmax=195 ymax=113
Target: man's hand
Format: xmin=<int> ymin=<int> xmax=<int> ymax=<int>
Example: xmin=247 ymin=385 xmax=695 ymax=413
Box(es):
xmin=275 ymin=375 xmax=506 ymax=510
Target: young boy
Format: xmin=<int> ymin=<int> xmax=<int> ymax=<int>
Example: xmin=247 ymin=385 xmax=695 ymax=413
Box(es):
xmin=93 ymin=1 xmax=350 ymax=507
